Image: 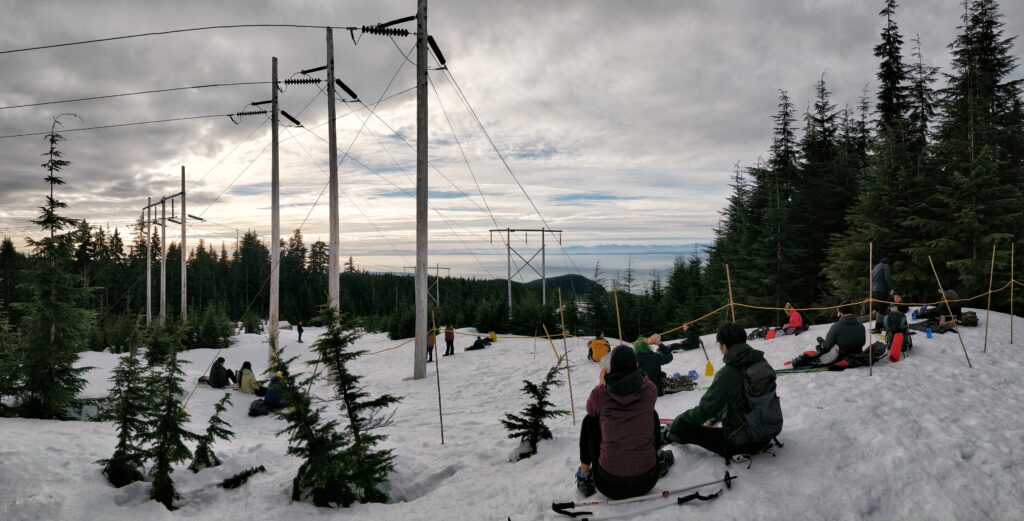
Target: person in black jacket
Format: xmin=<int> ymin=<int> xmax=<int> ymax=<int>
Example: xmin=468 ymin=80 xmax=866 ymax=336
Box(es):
xmin=817 ymin=305 xmax=867 ymax=364
xmin=634 ymin=335 xmax=674 ymax=396
xmin=668 ymin=323 xmax=702 ymax=352
xmin=208 ymin=357 xmax=236 ymax=389
xmin=871 ymin=258 xmax=896 ymax=333
xmin=296 ymin=320 xmax=304 ymax=343
xmin=666 ymin=322 xmax=782 ymax=459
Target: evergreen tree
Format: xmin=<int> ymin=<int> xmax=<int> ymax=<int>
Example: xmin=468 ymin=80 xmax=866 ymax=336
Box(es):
xmin=189 ymin=393 xmax=234 ymax=472
xmin=145 ymin=321 xmax=182 ymax=367
xmin=97 ymin=345 xmax=149 ymax=487
xmin=146 ymin=351 xmax=199 ymax=509
xmin=311 ymin=304 xmax=401 ymax=503
xmin=272 ymin=344 xmax=357 ymax=507
xmin=500 ymin=360 xmax=568 ymax=461
xmin=0 ymin=312 xmax=19 ymax=415
xmin=14 ymin=115 xmax=94 ymax=419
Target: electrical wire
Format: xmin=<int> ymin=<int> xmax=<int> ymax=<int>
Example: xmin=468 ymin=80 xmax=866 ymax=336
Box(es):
xmin=0 ymin=24 xmax=359 ymax=55
xmin=0 ymin=113 xmax=228 ymax=140
xmin=0 ymin=82 xmax=271 ymax=111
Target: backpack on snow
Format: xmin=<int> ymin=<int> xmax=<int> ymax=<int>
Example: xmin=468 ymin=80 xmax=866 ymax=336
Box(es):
xmin=959 ymin=311 xmax=979 ymax=327
xmin=747 ymin=326 xmax=770 ymax=341
xmin=732 ymin=361 xmax=783 ymax=447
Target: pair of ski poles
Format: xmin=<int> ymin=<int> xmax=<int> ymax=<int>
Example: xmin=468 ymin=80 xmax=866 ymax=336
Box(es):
xmin=552 ymin=471 xmax=736 ymax=519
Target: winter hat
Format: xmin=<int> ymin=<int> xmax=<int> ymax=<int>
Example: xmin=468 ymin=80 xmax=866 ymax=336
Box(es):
xmin=632 ymin=337 xmax=653 ymax=355
xmin=609 ymin=344 xmax=638 ymax=374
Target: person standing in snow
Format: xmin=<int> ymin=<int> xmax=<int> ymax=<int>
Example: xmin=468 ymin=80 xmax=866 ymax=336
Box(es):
xmin=634 ymin=334 xmax=674 ymax=396
xmin=426 ymin=329 xmax=437 ymax=362
xmin=871 ymin=258 xmax=896 ymax=333
xmin=296 ymin=320 xmax=304 ymax=343
xmin=666 ymin=322 xmax=783 ymax=460
xmin=444 ymin=325 xmax=455 ymax=356
xmin=208 ymin=357 xmax=236 ymax=389
xmin=576 ymin=345 xmax=674 ymax=499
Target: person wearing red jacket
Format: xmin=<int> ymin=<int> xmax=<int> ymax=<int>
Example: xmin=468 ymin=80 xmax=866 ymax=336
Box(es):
xmin=443 ymin=325 xmax=455 ymax=356
xmin=778 ymin=303 xmax=804 ymax=336
xmin=575 ymin=345 xmax=674 ymax=499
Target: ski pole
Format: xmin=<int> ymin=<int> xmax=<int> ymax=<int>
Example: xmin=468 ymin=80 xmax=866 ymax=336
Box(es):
xmin=552 ymin=471 xmax=735 ymax=516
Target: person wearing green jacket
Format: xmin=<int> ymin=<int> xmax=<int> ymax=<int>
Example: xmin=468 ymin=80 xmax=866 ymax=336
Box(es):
xmin=666 ymin=322 xmax=782 ymax=459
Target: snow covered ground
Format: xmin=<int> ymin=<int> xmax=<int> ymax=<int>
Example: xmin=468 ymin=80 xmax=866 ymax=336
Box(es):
xmin=3 ymin=309 xmax=1024 ymax=520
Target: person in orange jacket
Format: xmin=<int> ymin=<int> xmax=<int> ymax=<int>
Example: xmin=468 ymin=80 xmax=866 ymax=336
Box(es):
xmin=427 ymin=329 xmax=437 ymax=362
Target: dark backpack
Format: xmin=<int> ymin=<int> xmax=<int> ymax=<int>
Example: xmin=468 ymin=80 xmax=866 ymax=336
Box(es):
xmin=732 ymin=360 xmax=783 ymax=446
xmin=960 ymin=311 xmax=979 ymax=327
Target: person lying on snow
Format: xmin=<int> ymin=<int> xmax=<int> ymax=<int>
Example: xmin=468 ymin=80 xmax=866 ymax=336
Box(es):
xmin=465 ymin=336 xmax=488 ymax=351
xmin=634 ymin=334 xmax=674 ymax=396
xmin=665 ymin=322 xmax=783 ymax=461
xmin=575 ymin=345 xmax=675 ymax=499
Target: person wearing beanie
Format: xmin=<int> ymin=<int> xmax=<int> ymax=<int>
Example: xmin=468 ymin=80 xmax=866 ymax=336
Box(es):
xmin=666 ymin=322 xmax=783 ymax=462
xmin=634 ymin=334 xmax=674 ymax=396
xmin=575 ymin=345 xmax=674 ymax=499
xmin=871 ymin=257 xmax=896 ymax=333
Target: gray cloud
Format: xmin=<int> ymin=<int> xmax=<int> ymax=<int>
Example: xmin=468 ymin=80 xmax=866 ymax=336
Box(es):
xmin=1 ymin=0 xmax=1022 ymax=278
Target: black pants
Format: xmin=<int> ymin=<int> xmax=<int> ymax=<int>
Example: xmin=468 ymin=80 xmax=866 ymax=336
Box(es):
xmin=445 ymin=340 xmax=454 ymax=355
xmin=673 ymin=423 xmax=766 ymax=459
xmin=579 ymin=414 xmax=661 ymax=500
xmin=872 ymin=292 xmax=889 ymax=329
xmin=297 ymin=329 xmax=303 ymax=342
xmin=427 ymin=345 xmax=434 ymax=362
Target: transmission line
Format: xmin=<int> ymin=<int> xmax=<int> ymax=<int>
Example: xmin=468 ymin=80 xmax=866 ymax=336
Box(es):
xmin=0 ymin=82 xmax=271 ymax=111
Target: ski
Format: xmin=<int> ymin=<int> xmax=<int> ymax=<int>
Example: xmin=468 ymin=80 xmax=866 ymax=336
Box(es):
xmin=775 ymin=366 xmax=830 ymax=374
xmin=551 ymin=471 xmax=735 ymax=518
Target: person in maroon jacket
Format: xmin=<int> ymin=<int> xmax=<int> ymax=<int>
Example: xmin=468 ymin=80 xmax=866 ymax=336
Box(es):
xmin=575 ymin=345 xmax=674 ymax=499
xmin=443 ymin=325 xmax=455 ymax=356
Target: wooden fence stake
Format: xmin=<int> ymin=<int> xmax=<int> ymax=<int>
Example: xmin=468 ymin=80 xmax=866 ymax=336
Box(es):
xmin=984 ymin=243 xmax=996 ymax=353
xmin=868 ymin=242 xmax=873 ymax=376
xmin=1012 ymin=243 xmax=1016 ymax=345
xmin=431 ymin=310 xmax=445 ymax=445
xmin=612 ymin=281 xmax=624 ymax=342
xmin=558 ymin=289 xmax=576 ymax=426
xmin=929 ymin=256 xmax=973 ymax=368
xmin=725 ymin=264 xmax=736 ymax=322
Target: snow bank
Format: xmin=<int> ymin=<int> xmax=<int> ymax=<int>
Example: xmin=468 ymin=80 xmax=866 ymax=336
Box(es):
xmin=2 ymin=310 xmax=1024 ymax=520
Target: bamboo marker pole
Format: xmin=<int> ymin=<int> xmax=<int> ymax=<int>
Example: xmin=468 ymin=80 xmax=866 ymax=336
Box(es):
xmin=533 ymin=329 xmax=538 ymax=359
xmin=984 ymin=243 xmax=996 ymax=353
xmin=868 ymin=243 xmax=873 ymax=377
xmin=432 ymin=310 xmax=445 ymax=445
xmin=1012 ymin=243 xmax=1016 ymax=345
xmin=612 ymin=281 xmax=624 ymax=343
xmin=542 ymin=323 xmax=560 ymax=361
xmin=929 ymin=256 xmax=973 ymax=368
xmin=725 ymin=264 xmax=736 ymax=321
xmin=558 ymin=289 xmax=576 ymax=426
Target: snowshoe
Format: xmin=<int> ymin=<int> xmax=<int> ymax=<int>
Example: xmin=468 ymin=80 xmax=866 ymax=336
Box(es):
xmin=576 ymin=468 xmax=596 ymax=497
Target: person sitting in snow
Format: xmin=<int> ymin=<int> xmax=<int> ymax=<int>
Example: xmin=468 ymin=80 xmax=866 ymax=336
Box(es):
xmin=263 ymin=372 xmax=287 ymax=410
xmin=465 ymin=336 xmax=488 ymax=351
xmin=883 ymin=304 xmax=912 ymax=355
xmin=576 ymin=345 xmax=674 ymax=499
xmin=666 ymin=322 xmax=782 ymax=461
xmin=208 ymin=357 xmax=236 ymax=389
xmin=777 ymin=303 xmax=805 ymax=335
xmin=916 ymin=289 xmax=962 ymax=321
xmin=587 ymin=331 xmax=611 ymax=362
xmin=668 ymin=323 xmax=703 ymax=352
xmin=634 ymin=334 xmax=674 ymax=396
xmin=237 ymin=361 xmax=263 ymax=394
xmin=789 ymin=304 xmax=870 ymax=368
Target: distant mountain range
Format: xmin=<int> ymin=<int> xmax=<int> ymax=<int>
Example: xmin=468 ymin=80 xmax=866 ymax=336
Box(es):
xmin=559 ymin=243 xmax=708 ymax=255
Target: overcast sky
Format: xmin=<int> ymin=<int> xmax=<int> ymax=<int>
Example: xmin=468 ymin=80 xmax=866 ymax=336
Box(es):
xmin=1 ymin=1 xmax=1022 ymax=278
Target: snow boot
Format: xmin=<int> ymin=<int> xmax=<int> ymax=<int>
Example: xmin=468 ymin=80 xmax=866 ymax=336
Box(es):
xmin=576 ymin=468 xmax=596 ymax=497
xmin=657 ymin=450 xmax=675 ymax=477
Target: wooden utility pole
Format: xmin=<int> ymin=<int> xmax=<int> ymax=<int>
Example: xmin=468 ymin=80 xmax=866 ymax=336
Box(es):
xmin=327 ymin=28 xmax=341 ymax=310
xmin=180 ymin=166 xmax=187 ymax=322
xmin=160 ymin=198 xmax=167 ymax=324
xmin=414 ymin=0 xmax=429 ymax=380
xmin=269 ymin=56 xmax=281 ymax=362
xmin=146 ymin=197 xmax=152 ymax=326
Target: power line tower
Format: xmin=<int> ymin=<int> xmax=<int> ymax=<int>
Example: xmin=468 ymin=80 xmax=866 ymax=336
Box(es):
xmin=404 ymin=264 xmax=451 ymax=307
xmin=140 ymin=166 xmax=195 ymax=325
xmin=489 ymin=227 xmax=563 ymax=311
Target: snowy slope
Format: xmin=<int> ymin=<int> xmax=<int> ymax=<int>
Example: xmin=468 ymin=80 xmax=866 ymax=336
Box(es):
xmin=2 ymin=310 xmax=1024 ymax=520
